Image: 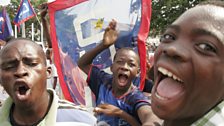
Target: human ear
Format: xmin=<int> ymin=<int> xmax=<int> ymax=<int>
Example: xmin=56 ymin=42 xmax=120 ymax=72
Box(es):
xmin=46 ymin=66 xmax=52 ymax=79
xmin=110 ymin=64 xmax=114 ymax=73
xmin=136 ymin=67 xmax=140 ymax=77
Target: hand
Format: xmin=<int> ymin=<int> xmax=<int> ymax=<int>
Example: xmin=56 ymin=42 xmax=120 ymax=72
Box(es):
xmin=39 ymin=3 xmax=48 ymax=19
xmin=102 ymin=19 xmax=118 ymax=47
xmin=94 ymin=103 xmax=122 ymax=117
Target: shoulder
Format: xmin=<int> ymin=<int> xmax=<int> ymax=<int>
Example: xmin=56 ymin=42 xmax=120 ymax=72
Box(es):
xmin=129 ymin=87 xmax=149 ymax=101
xmin=192 ymin=101 xmax=224 ymax=126
xmin=126 ymin=87 xmax=150 ymax=108
xmin=57 ymin=99 xmax=97 ymax=125
xmin=58 ymin=99 xmax=87 ymax=110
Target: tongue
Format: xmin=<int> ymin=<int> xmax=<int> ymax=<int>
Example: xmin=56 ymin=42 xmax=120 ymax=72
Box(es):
xmin=119 ymin=76 xmax=127 ymax=86
xmin=157 ymin=77 xmax=184 ymax=99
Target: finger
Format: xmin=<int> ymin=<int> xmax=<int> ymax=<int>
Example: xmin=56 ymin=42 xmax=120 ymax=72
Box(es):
xmin=93 ymin=107 xmax=102 ymax=113
xmin=38 ymin=3 xmax=48 ymax=10
xmin=97 ymin=103 xmax=110 ymax=109
xmin=109 ymin=19 xmax=117 ymax=30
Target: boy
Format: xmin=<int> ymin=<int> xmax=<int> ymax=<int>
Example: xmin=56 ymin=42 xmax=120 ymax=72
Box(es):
xmin=151 ymin=1 xmax=224 ymax=126
xmin=78 ymin=20 xmax=161 ymax=125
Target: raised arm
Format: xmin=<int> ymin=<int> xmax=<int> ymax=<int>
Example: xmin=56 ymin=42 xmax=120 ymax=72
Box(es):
xmin=40 ymin=3 xmax=52 ymax=48
xmin=78 ymin=20 xmax=118 ymax=74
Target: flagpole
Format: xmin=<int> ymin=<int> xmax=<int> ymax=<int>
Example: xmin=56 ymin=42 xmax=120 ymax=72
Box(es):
xmin=14 ymin=25 xmax=17 ymax=38
xmin=22 ymin=23 xmax=26 ymax=38
xmin=31 ymin=23 xmax=34 ymax=41
xmin=35 ymin=15 xmax=41 ymax=27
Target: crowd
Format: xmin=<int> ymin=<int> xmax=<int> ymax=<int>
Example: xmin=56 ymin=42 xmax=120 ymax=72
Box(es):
xmin=0 ymin=0 xmax=224 ymax=126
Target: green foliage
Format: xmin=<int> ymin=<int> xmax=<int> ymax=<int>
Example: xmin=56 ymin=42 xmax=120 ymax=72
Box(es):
xmin=150 ymin=0 xmax=206 ymax=37
xmin=1 ymin=0 xmax=47 ymax=40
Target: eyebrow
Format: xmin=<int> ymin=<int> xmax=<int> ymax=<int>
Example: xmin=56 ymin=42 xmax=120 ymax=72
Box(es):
xmin=166 ymin=25 xmax=181 ymax=33
xmin=166 ymin=25 xmax=222 ymax=43
xmin=191 ymin=28 xmax=222 ymax=43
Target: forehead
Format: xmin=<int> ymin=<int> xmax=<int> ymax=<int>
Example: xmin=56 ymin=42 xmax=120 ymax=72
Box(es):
xmin=173 ymin=5 xmax=224 ymax=44
xmin=115 ymin=49 xmax=139 ymax=61
xmin=0 ymin=40 xmax=43 ymax=60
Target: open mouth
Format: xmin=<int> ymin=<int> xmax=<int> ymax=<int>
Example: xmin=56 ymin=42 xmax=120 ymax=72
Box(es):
xmin=155 ymin=67 xmax=184 ymax=100
xmin=158 ymin=67 xmax=183 ymax=83
xmin=18 ymin=85 xmax=29 ymax=95
xmin=118 ymin=73 xmax=128 ymax=86
xmin=15 ymin=82 xmax=31 ymax=101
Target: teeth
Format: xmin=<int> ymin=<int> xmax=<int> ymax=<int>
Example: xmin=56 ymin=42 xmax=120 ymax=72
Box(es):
xmin=158 ymin=67 xmax=183 ymax=83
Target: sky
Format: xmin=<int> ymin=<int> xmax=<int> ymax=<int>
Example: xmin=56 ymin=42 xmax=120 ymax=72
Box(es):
xmin=0 ymin=0 xmax=10 ymax=6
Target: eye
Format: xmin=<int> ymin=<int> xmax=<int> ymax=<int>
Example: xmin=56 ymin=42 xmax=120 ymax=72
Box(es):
xmin=24 ymin=61 xmax=39 ymax=67
xmin=115 ymin=60 xmax=123 ymax=65
xmin=23 ymin=58 xmax=39 ymax=67
xmin=196 ymin=43 xmax=217 ymax=54
xmin=160 ymin=33 xmax=176 ymax=43
xmin=1 ymin=64 xmax=15 ymax=70
xmin=129 ymin=63 xmax=136 ymax=67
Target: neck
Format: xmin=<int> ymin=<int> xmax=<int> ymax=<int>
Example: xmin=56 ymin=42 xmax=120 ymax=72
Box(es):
xmin=112 ymin=83 xmax=134 ymax=97
xmin=12 ymin=91 xmax=52 ymax=125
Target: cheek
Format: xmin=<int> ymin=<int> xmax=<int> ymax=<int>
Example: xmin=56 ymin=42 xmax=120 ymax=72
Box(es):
xmin=1 ymin=72 xmax=14 ymax=84
xmin=153 ymin=46 xmax=163 ymax=62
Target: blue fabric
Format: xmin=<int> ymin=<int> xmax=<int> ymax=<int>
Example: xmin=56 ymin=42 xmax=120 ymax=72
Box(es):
xmin=133 ymin=77 xmax=154 ymax=93
xmin=88 ymin=66 xmax=150 ymax=126
xmin=13 ymin=0 xmax=36 ymax=26
xmin=0 ymin=7 xmax=13 ymax=41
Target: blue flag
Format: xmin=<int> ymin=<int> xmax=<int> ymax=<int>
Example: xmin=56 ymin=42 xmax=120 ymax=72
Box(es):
xmin=13 ymin=0 xmax=36 ymax=28
xmin=0 ymin=7 xmax=13 ymax=41
xmin=0 ymin=10 xmax=5 ymax=34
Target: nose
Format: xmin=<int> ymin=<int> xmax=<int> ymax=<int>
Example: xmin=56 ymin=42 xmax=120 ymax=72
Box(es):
xmin=14 ymin=63 xmax=28 ymax=78
xmin=162 ymin=41 xmax=190 ymax=62
xmin=119 ymin=62 xmax=129 ymax=71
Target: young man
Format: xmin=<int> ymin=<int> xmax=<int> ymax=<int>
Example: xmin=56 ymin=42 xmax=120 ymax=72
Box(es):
xmin=0 ymin=38 xmax=96 ymax=126
xmin=78 ymin=20 xmax=161 ymax=126
xmin=151 ymin=1 xmax=224 ymax=126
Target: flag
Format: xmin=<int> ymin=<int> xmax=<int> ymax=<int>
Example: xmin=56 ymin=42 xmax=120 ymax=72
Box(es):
xmin=48 ymin=0 xmax=151 ymax=104
xmin=0 ymin=7 xmax=14 ymax=41
xmin=13 ymin=0 xmax=36 ymax=29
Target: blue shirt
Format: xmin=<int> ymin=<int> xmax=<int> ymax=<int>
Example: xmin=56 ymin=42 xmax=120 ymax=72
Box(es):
xmin=87 ymin=66 xmax=150 ymax=126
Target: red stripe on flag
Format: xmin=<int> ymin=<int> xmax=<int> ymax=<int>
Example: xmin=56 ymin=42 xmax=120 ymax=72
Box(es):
xmin=48 ymin=0 xmax=87 ymax=102
xmin=138 ymin=0 xmax=152 ymax=91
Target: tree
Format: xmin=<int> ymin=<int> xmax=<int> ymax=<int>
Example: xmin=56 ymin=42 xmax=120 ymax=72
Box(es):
xmin=150 ymin=0 xmax=206 ymax=37
xmin=1 ymin=0 xmax=47 ymax=41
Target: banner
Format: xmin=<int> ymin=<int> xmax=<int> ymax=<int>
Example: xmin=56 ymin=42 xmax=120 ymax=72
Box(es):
xmin=0 ymin=7 xmax=13 ymax=41
xmin=13 ymin=0 xmax=36 ymax=28
xmin=48 ymin=0 xmax=151 ymax=105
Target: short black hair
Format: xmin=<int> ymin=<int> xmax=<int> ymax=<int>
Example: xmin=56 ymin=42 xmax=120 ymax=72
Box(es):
xmin=113 ymin=47 xmax=140 ymax=65
xmin=1 ymin=38 xmax=47 ymax=65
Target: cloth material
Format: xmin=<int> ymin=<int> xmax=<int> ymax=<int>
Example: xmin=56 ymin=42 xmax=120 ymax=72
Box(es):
xmin=0 ymin=89 xmax=97 ymax=126
xmin=88 ymin=66 xmax=150 ymax=126
xmin=191 ymin=101 xmax=224 ymax=126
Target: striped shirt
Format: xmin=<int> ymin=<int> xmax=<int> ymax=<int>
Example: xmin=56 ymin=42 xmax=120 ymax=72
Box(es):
xmin=191 ymin=101 xmax=224 ymax=126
